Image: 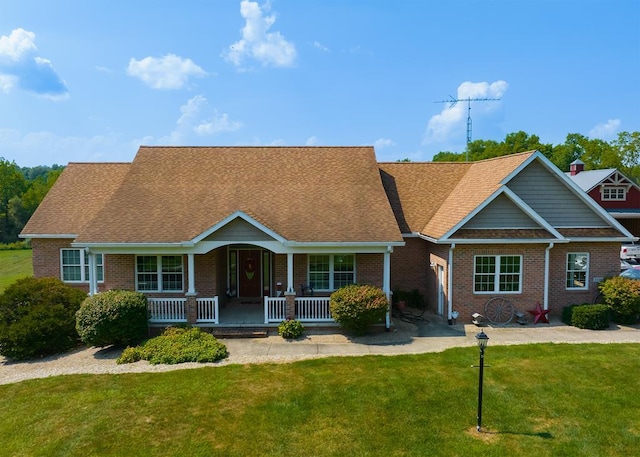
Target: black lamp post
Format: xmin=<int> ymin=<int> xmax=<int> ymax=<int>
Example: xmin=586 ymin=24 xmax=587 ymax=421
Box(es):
xmin=475 ymin=330 xmax=489 ymax=432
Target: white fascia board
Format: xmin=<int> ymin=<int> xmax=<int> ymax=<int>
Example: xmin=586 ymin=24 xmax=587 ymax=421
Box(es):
xmin=442 ymin=238 xmax=569 ymax=245
xmin=520 ymin=153 xmax=635 ymax=239
xmin=190 ymin=210 xmax=287 ymax=244
xmin=610 ymin=212 xmax=640 ymax=219
xmin=20 ymin=234 xmax=77 ymax=239
xmin=565 ymin=237 xmax=638 ymax=242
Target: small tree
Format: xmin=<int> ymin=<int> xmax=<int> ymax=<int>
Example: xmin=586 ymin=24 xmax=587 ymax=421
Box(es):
xmin=76 ymin=290 xmax=149 ymax=347
xmin=329 ymin=284 xmax=389 ymax=335
xmin=0 ymin=277 xmax=87 ymax=360
xmin=598 ymin=276 xmax=640 ymax=325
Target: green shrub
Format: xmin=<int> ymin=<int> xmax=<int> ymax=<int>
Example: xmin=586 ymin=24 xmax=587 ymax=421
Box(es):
xmin=278 ymin=319 xmax=305 ymax=339
xmin=571 ymin=304 xmax=610 ymax=330
xmin=561 ymin=304 xmax=582 ymax=325
xmin=0 ymin=277 xmax=87 ymax=360
xmin=329 ymin=284 xmax=389 ymax=335
xmin=598 ymin=277 xmax=640 ymax=325
xmin=76 ymin=290 xmax=149 ymax=347
xmin=117 ymin=327 xmax=228 ymax=365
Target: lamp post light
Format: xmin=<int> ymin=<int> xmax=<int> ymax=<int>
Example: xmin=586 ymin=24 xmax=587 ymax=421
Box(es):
xmin=475 ymin=330 xmax=489 ymax=432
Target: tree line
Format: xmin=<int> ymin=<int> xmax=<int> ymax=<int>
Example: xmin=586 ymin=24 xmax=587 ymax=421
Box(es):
xmin=432 ymin=131 xmax=640 ymax=184
xmin=1 ymin=130 xmax=638 ymax=244
xmin=0 ymin=161 xmax=63 ymax=244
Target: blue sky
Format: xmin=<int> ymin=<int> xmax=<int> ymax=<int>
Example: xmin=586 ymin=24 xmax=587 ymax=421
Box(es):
xmin=1 ymin=0 xmax=639 ymax=167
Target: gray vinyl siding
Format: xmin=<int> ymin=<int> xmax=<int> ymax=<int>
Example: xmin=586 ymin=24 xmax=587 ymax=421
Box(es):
xmin=463 ymin=194 xmax=539 ymax=229
xmin=507 ymin=161 xmax=608 ymax=227
xmin=204 ymin=218 xmax=277 ymax=242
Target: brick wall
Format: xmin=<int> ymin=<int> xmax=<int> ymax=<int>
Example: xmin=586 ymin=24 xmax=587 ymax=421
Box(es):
xmin=356 ymin=253 xmax=384 ymax=288
xmin=390 ymin=237 xmax=431 ymax=305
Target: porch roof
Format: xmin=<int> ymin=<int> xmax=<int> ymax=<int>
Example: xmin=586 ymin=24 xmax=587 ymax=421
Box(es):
xmin=69 ymin=146 xmax=403 ymax=245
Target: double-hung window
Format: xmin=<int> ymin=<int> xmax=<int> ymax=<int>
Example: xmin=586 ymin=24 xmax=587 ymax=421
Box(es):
xmin=566 ymin=253 xmax=589 ymax=289
xmin=61 ymin=249 xmax=103 ymax=283
xmin=136 ymin=255 xmax=183 ymax=292
xmin=308 ymin=254 xmax=355 ymax=291
xmin=474 ymin=255 xmax=522 ymax=293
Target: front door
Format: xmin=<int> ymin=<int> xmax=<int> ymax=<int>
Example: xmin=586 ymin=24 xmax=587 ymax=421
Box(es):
xmin=238 ymin=250 xmax=262 ymax=297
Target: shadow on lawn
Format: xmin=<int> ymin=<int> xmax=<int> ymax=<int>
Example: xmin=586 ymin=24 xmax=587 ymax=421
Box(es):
xmin=483 ymin=429 xmax=554 ymax=439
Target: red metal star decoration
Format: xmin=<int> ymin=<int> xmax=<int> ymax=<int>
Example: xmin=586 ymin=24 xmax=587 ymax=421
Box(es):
xmin=528 ymin=302 xmax=550 ymax=324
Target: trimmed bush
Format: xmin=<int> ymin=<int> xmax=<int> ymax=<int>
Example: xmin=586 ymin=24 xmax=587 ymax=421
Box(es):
xmin=571 ymin=304 xmax=610 ymax=330
xmin=598 ymin=277 xmax=640 ymax=325
xmin=329 ymin=284 xmax=389 ymax=335
xmin=0 ymin=277 xmax=87 ymax=360
xmin=76 ymin=290 xmax=148 ymax=347
xmin=117 ymin=327 xmax=228 ymax=365
xmin=278 ymin=319 xmax=304 ymax=339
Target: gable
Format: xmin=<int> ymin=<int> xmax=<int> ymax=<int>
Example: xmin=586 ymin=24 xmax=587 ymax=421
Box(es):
xmin=507 ymin=160 xmax=608 ymax=227
xmin=202 ymin=217 xmax=277 ymax=243
xmin=461 ymin=193 xmax=540 ymax=229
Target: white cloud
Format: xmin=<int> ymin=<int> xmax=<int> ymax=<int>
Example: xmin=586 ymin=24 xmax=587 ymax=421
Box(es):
xmin=127 ymin=54 xmax=207 ymax=90
xmin=374 ymin=138 xmax=395 ymax=149
xmin=313 ymin=41 xmax=330 ymax=52
xmin=160 ymin=95 xmax=242 ymax=144
xmin=306 ymin=135 xmax=320 ymax=146
xmin=588 ymin=119 xmax=621 ymax=140
xmin=424 ymin=80 xmax=508 ymax=144
xmin=223 ymin=0 xmax=296 ymax=69
xmin=0 ymin=28 xmax=68 ymax=99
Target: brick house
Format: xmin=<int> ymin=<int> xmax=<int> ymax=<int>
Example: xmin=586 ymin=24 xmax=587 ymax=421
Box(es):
xmin=20 ymin=147 xmax=634 ymax=326
xmin=565 ymin=159 xmax=640 ymax=237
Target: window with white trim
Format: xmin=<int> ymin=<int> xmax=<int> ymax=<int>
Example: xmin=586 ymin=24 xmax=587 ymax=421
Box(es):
xmin=601 ymin=186 xmax=626 ymax=201
xmin=60 ymin=249 xmax=103 ymax=283
xmin=566 ymin=253 xmax=589 ymax=289
xmin=136 ymin=255 xmax=183 ymax=292
xmin=308 ymin=254 xmax=355 ymax=290
xmin=474 ymin=255 xmax=522 ymax=293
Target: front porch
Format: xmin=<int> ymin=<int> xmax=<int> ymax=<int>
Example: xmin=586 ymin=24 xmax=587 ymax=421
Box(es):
xmin=148 ymin=296 xmax=334 ymax=327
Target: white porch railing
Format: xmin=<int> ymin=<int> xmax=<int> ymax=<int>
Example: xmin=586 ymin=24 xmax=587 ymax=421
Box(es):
xmin=197 ymin=297 xmax=219 ymax=324
xmin=263 ymin=296 xmax=333 ymax=323
xmin=148 ymin=298 xmax=187 ymax=323
xmin=295 ymin=297 xmax=333 ymax=322
xmin=264 ymin=297 xmax=287 ymax=323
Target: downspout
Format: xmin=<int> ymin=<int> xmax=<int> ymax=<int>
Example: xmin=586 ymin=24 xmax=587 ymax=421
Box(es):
xmin=383 ymin=248 xmax=392 ymax=331
xmin=544 ymin=243 xmax=554 ymax=310
xmin=447 ymin=243 xmax=455 ymax=324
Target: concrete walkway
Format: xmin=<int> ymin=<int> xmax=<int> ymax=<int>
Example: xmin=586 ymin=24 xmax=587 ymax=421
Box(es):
xmin=0 ymin=316 xmax=638 ymax=385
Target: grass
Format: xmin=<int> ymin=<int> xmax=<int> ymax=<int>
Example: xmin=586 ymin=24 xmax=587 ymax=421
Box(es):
xmin=1 ymin=343 xmax=639 ymax=456
xmin=0 ymin=249 xmax=32 ymax=293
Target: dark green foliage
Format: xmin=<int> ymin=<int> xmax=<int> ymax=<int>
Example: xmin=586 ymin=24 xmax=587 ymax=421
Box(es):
xmin=117 ymin=326 xmax=228 ymax=365
xmin=329 ymin=284 xmax=389 ymax=335
xmin=0 ymin=277 xmax=87 ymax=360
xmin=278 ymin=319 xmax=305 ymax=339
xmin=570 ymin=304 xmax=610 ymax=330
xmin=599 ymin=276 xmax=640 ymax=324
xmin=561 ymin=304 xmax=582 ymax=325
xmin=76 ymin=290 xmax=149 ymax=347
xmin=392 ymin=289 xmax=425 ymax=309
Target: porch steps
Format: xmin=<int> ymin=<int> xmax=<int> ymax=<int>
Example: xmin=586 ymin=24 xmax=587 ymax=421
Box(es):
xmin=209 ymin=327 xmax=269 ymax=339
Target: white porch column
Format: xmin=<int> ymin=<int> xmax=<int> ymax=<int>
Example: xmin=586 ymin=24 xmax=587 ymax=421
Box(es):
xmin=88 ymin=251 xmax=98 ymax=296
xmin=287 ymin=252 xmax=294 ymax=292
xmin=187 ymin=253 xmax=196 ymax=295
xmin=384 ymin=249 xmax=392 ymax=330
xmin=544 ymin=243 xmax=554 ymax=310
xmin=447 ymin=243 xmax=456 ymax=323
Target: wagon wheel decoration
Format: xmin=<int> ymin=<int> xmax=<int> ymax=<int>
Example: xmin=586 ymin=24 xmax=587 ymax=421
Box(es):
xmin=484 ymin=297 xmax=515 ymax=325
xmin=244 ymin=257 xmax=256 ymax=280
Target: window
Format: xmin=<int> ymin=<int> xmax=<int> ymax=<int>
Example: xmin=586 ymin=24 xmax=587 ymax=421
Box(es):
xmin=601 ymin=187 xmax=626 ymax=201
xmin=308 ymin=254 xmax=355 ymax=290
xmin=566 ymin=253 xmax=589 ymax=289
xmin=61 ymin=249 xmax=103 ymax=283
xmin=474 ymin=255 xmax=522 ymax=293
xmin=136 ymin=255 xmax=183 ymax=292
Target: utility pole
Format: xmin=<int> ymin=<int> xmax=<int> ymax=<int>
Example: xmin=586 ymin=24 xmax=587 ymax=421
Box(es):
xmin=434 ymin=96 xmax=501 ymax=161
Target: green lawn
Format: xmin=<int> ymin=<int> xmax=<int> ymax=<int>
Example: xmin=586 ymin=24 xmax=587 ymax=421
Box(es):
xmin=0 ymin=249 xmax=32 ymax=293
xmin=1 ymin=344 xmax=639 ymax=456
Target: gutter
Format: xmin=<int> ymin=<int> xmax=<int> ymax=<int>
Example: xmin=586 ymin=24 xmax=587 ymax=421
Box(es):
xmin=544 ymin=242 xmax=554 ymax=310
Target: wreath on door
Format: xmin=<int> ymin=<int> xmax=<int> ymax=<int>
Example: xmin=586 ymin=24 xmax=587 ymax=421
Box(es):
xmin=244 ymin=257 xmax=256 ymax=280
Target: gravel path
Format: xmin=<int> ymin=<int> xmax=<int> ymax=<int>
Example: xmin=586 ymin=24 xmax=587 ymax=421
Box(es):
xmin=1 ymin=318 xmax=639 ymax=386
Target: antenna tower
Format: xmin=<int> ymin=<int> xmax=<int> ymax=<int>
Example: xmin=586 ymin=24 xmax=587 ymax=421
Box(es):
xmin=434 ymin=96 xmax=501 ymax=160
